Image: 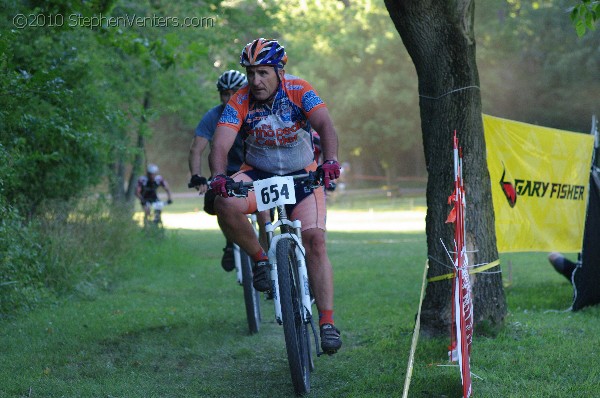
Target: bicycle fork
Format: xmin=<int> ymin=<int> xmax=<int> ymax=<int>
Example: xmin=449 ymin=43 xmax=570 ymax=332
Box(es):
xmin=265 ymin=221 xmax=313 ymax=326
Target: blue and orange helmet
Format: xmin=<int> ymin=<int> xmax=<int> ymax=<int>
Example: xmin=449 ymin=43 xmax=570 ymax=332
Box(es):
xmin=240 ymin=38 xmax=287 ymax=69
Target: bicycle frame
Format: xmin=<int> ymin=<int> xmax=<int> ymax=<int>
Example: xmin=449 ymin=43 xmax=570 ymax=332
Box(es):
xmin=143 ymin=200 xmax=164 ymax=226
xmin=151 ymin=201 xmax=164 ymax=222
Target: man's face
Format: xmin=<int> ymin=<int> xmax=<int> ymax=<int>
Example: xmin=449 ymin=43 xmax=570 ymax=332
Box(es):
xmin=246 ymin=66 xmax=281 ymax=102
xmin=219 ymin=89 xmax=237 ymax=105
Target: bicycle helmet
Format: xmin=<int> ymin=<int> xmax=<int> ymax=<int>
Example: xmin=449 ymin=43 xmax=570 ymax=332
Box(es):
xmin=147 ymin=164 xmax=159 ymax=174
xmin=216 ymin=70 xmax=247 ymax=92
xmin=240 ymin=38 xmax=287 ymax=69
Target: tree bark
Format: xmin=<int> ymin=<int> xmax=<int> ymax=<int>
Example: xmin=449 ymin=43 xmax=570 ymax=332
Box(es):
xmin=125 ymin=92 xmax=151 ymax=201
xmin=385 ymin=0 xmax=506 ymax=336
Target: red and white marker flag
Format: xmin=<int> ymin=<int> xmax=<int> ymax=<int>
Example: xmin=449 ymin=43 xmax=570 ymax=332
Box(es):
xmin=445 ymin=131 xmax=473 ymax=398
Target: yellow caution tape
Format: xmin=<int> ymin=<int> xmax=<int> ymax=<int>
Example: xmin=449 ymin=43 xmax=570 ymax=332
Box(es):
xmin=427 ymin=259 xmax=500 ymax=283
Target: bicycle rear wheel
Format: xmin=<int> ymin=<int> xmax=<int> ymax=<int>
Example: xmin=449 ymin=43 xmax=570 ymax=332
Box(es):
xmin=240 ymin=250 xmax=261 ymax=334
xmin=277 ymin=238 xmax=310 ymax=395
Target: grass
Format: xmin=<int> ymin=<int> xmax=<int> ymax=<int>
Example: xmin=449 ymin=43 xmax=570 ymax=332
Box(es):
xmin=1 ymin=204 xmax=599 ymax=397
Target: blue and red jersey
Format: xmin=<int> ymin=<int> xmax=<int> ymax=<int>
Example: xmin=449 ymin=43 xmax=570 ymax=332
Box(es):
xmin=217 ymin=74 xmax=326 ymax=175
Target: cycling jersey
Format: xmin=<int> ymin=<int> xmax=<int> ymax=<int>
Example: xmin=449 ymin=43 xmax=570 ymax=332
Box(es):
xmin=217 ymin=74 xmax=326 ymax=175
xmin=137 ymin=175 xmax=165 ymax=203
xmin=195 ymin=104 xmax=245 ymax=174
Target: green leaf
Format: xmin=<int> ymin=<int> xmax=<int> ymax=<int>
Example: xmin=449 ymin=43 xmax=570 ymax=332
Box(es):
xmin=575 ymin=19 xmax=587 ymax=36
xmin=585 ymin=12 xmax=597 ymax=29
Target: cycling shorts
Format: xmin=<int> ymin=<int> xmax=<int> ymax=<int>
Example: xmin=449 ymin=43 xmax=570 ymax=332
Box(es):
xmin=231 ymin=161 xmax=326 ymax=232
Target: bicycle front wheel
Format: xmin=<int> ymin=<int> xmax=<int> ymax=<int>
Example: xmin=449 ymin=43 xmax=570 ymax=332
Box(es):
xmin=277 ymin=238 xmax=310 ymax=395
xmin=240 ymin=250 xmax=261 ymax=334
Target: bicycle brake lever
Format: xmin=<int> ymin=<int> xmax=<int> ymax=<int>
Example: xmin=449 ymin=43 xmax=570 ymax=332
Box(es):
xmin=306 ymin=170 xmax=323 ymax=189
xmin=226 ymin=181 xmax=249 ymax=198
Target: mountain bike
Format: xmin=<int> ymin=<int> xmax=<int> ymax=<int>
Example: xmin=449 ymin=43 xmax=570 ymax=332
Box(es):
xmin=225 ymin=172 xmax=323 ymax=395
xmin=143 ymin=200 xmax=169 ymax=236
xmin=234 ymin=213 xmax=262 ymax=334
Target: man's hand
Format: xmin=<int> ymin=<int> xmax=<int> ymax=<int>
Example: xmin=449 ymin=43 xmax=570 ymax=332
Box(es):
xmin=210 ymin=174 xmax=233 ymax=198
xmin=188 ymin=175 xmax=208 ymax=189
xmin=319 ymin=160 xmax=341 ymax=189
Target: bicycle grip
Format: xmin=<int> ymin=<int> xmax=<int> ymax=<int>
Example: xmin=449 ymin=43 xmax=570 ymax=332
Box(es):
xmin=226 ymin=180 xmax=245 ymax=192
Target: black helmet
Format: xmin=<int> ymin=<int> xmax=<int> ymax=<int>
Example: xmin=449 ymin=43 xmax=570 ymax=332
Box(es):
xmin=216 ymin=70 xmax=247 ymax=91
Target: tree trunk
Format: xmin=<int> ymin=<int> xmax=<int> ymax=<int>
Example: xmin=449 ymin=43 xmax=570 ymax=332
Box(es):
xmin=109 ymin=159 xmax=126 ymax=203
xmin=385 ymin=0 xmax=506 ymax=336
xmin=126 ymin=92 xmax=151 ymax=201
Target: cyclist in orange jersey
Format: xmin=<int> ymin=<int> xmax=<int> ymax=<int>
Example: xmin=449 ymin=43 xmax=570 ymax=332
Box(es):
xmin=208 ymin=38 xmax=342 ymax=354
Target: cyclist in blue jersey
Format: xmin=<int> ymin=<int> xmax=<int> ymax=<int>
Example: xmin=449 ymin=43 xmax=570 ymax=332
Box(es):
xmin=188 ymin=70 xmax=247 ymax=272
xmin=208 ymin=38 xmax=342 ymax=354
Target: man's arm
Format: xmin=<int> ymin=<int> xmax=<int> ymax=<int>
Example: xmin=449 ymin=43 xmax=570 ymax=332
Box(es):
xmin=209 ymin=125 xmax=238 ymax=177
xmin=189 ymin=136 xmax=210 ymax=176
xmin=188 ymin=136 xmax=210 ymax=193
xmin=162 ymin=180 xmax=173 ymax=203
xmin=308 ymin=107 xmax=338 ymax=162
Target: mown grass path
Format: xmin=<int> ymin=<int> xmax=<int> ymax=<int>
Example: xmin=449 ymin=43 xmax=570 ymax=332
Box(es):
xmin=2 ymin=223 xmax=599 ymax=397
xmin=1 ymin=228 xmax=427 ymax=397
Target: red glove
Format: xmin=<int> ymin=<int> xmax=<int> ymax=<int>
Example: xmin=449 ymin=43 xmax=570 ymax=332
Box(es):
xmin=320 ymin=160 xmax=341 ymax=189
xmin=210 ymin=174 xmax=232 ymax=198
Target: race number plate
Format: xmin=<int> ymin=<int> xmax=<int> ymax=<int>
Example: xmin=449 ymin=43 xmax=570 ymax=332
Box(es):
xmin=254 ymin=176 xmax=296 ymax=212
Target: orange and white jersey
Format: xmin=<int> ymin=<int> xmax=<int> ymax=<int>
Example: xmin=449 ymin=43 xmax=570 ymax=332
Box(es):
xmin=217 ymin=74 xmax=326 ymax=175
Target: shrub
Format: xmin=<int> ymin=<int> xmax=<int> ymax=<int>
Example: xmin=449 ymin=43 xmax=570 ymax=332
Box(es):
xmin=0 ymin=197 xmax=46 ymax=316
xmin=0 ymin=195 xmax=140 ymax=318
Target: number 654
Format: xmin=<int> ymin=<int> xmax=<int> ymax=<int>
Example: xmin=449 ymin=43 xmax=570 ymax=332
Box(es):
xmin=261 ymin=184 xmax=290 ymax=204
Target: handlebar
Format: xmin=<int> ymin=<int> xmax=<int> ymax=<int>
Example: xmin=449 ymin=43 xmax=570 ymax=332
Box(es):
xmin=222 ymin=170 xmax=325 ymax=198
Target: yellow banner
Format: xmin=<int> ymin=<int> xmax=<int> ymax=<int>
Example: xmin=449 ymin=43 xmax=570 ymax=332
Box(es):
xmin=483 ymin=114 xmax=594 ymax=253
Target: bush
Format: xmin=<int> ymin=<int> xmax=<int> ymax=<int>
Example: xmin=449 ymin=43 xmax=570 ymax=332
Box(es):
xmin=0 ymin=196 xmax=140 ymax=318
xmin=0 ymin=197 xmax=46 ymax=316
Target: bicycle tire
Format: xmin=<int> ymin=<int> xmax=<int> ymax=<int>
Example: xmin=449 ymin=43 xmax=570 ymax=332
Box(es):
xmin=240 ymin=251 xmax=261 ymax=334
xmin=276 ymin=238 xmax=310 ymax=395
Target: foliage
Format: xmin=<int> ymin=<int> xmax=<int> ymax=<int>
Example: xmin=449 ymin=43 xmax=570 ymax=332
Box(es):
xmin=476 ymin=0 xmax=600 ymax=132
xmin=570 ymin=0 xmax=599 ymax=36
xmin=268 ymin=0 xmax=423 ymax=181
xmin=0 ymin=25 xmax=114 ymax=216
xmin=0 ymin=196 xmax=45 ymax=316
xmin=0 ymin=196 xmax=140 ymax=318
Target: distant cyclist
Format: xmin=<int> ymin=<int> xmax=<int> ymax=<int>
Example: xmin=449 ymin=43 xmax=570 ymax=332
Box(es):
xmin=136 ymin=163 xmax=173 ymax=220
xmin=188 ymin=70 xmax=248 ymax=272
